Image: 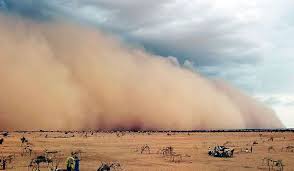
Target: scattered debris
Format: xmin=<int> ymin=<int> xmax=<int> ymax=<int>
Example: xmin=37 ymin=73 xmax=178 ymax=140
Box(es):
xmin=2 ymin=132 xmax=8 ymax=137
xmin=97 ymin=162 xmax=122 ymax=171
xmin=208 ymin=146 xmax=234 ymax=157
xmin=240 ymin=146 xmax=253 ymax=153
xmin=28 ymin=153 xmax=54 ymax=171
xmin=55 ymin=169 xmax=67 ymax=171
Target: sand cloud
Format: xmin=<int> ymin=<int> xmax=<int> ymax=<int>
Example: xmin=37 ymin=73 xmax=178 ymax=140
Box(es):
xmin=0 ymin=15 xmax=283 ymax=130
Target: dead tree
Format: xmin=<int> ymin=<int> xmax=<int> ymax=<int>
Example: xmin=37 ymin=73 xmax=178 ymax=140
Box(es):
xmin=97 ymin=162 xmax=122 ymax=171
xmin=21 ymin=146 xmax=33 ymax=156
xmin=262 ymin=157 xmax=272 ymax=166
xmin=268 ymin=146 xmax=276 ymax=153
xmin=268 ymin=137 xmax=274 ymax=142
xmin=158 ymin=146 xmax=183 ymax=163
xmin=262 ymin=157 xmax=284 ymax=171
xmin=159 ymin=146 xmax=174 ymax=156
xmin=48 ymin=157 xmax=64 ymax=171
xmin=20 ymin=136 xmax=28 ymax=146
xmin=0 ymin=155 xmax=15 ymax=170
xmin=140 ymin=144 xmax=150 ymax=154
xmin=170 ymin=153 xmax=182 ymax=163
xmin=281 ymin=146 xmax=294 ymax=152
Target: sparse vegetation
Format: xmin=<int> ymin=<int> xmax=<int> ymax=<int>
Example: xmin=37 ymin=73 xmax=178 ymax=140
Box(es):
xmin=97 ymin=161 xmax=122 ymax=171
xmin=268 ymin=146 xmax=276 ymax=153
xmin=0 ymin=131 xmax=292 ymax=170
xmin=140 ymin=144 xmax=150 ymax=154
xmin=260 ymin=157 xmax=284 ymax=171
xmin=281 ymin=146 xmax=294 ymax=152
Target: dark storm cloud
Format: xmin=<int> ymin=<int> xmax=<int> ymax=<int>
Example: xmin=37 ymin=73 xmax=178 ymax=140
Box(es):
xmin=0 ymin=0 xmax=263 ymax=66
xmin=0 ymin=0 xmax=54 ymax=19
xmin=85 ymin=0 xmax=262 ymax=66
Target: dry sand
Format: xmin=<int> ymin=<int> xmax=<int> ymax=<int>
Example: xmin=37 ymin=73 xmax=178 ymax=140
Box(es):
xmin=0 ymin=131 xmax=294 ymax=171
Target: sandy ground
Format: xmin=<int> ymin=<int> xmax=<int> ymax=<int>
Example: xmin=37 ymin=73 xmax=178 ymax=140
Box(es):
xmin=0 ymin=131 xmax=294 ymax=171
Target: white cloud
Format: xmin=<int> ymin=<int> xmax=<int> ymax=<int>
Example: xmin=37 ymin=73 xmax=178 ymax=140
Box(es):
xmin=255 ymin=94 xmax=294 ymax=127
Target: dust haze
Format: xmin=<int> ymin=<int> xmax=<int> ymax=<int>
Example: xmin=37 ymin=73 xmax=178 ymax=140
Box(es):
xmin=0 ymin=15 xmax=284 ymax=130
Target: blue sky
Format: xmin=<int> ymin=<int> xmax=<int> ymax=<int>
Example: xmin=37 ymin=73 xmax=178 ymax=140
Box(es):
xmin=1 ymin=0 xmax=293 ymax=127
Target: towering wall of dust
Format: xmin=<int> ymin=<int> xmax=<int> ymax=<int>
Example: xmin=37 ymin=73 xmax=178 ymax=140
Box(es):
xmin=0 ymin=15 xmax=284 ymax=130
xmin=213 ymin=81 xmax=284 ymax=128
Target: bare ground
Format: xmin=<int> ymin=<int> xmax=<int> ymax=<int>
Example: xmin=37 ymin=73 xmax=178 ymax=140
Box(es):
xmin=1 ymin=131 xmax=294 ymax=171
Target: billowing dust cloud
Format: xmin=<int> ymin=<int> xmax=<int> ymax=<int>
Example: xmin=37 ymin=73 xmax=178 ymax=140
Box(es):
xmin=0 ymin=15 xmax=284 ymax=130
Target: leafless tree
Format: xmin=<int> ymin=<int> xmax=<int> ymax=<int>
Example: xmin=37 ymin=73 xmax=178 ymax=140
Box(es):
xmin=140 ymin=144 xmax=150 ymax=154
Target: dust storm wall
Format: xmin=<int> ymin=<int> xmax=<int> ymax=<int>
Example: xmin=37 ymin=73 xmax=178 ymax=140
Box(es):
xmin=0 ymin=15 xmax=284 ymax=130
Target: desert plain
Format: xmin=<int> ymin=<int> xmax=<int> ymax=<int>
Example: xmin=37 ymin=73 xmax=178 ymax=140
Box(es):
xmin=0 ymin=131 xmax=294 ymax=171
